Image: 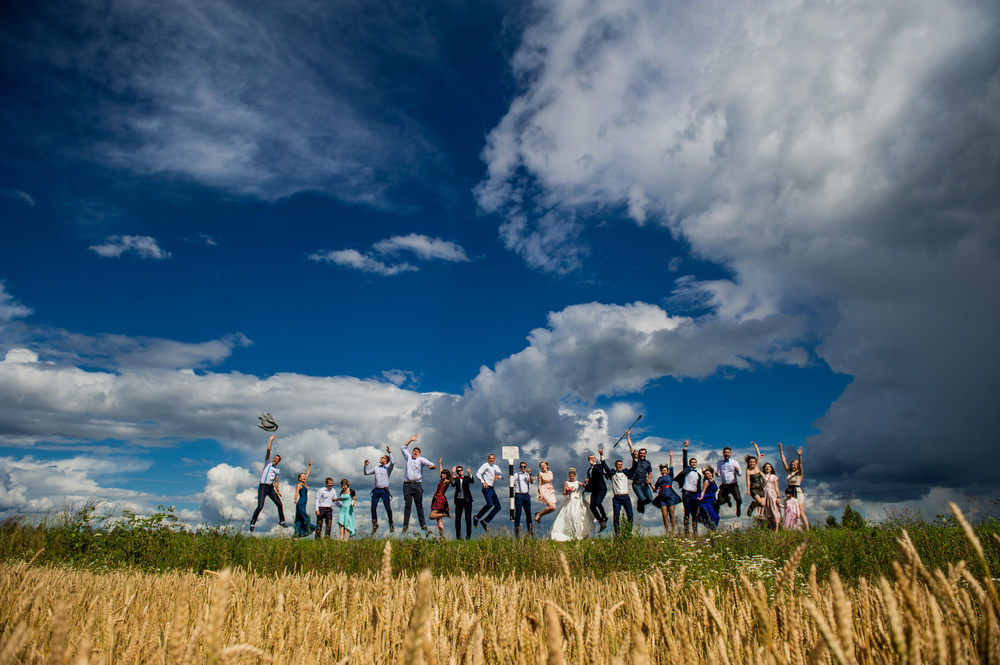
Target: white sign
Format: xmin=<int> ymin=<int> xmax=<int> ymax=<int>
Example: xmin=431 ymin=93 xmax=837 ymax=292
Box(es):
xmin=501 ymin=446 xmax=519 ymax=461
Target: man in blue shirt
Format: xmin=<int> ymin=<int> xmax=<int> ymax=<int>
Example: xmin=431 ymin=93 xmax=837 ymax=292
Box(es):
xmin=625 ymin=430 xmax=654 ymax=514
xmin=364 ymin=445 xmax=396 ymax=533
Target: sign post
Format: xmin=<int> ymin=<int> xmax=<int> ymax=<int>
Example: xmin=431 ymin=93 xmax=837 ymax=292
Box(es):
xmin=502 ymin=446 xmax=519 ymax=522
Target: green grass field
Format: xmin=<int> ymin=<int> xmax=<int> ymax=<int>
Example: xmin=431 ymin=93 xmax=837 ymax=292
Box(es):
xmin=2 ymin=504 xmax=998 ymax=585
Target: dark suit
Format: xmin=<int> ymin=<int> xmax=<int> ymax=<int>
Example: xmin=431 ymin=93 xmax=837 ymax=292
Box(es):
xmin=451 ymin=474 xmax=476 ymax=540
xmin=675 ymin=449 xmax=701 ymax=534
xmin=584 ymin=461 xmax=608 ymax=525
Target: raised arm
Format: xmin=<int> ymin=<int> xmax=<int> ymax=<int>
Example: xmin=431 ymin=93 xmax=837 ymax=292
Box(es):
xmin=303 ymin=458 xmax=312 ymax=482
xmin=601 ymin=459 xmax=614 ymax=479
xmin=777 ymin=442 xmax=790 ymax=473
xmin=682 ymin=439 xmax=690 ymax=467
xmin=751 ymin=441 xmax=763 ymax=462
xmin=625 ymin=430 xmax=636 ymax=458
xmin=264 ymin=434 xmax=276 ymax=462
xmin=364 ymin=459 xmax=374 ymax=475
xmin=400 ymin=434 xmax=418 ymax=458
xmin=797 ymin=447 xmax=804 ymax=477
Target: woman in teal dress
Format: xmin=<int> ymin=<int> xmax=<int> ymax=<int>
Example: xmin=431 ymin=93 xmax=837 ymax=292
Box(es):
xmin=335 ymin=479 xmax=357 ymax=540
xmin=292 ymin=459 xmax=314 ymax=537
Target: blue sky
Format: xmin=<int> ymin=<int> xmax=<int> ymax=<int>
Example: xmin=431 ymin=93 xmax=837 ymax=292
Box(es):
xmin=2 ymin=0 xmax=998 ymax=533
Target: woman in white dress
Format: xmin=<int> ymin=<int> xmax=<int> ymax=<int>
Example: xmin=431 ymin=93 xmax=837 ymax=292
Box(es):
xmin=549 ymin=468 xmax=595 ymax=541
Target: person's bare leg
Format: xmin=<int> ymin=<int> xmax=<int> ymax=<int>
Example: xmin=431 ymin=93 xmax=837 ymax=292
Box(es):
xmin=667 ymin=505 xmax=677 ymax=534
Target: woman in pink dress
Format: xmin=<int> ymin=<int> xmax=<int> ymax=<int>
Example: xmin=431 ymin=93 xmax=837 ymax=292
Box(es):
xmin=534 ymin=460 xmax=557 ymax=525
xmin=760 ymin=462 xmax=781 ymax=531
xmin=781 ymin=486 xmax=803 ymax=530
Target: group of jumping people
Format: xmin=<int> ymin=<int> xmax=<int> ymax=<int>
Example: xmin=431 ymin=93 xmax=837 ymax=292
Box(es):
xmin=247 ymin=430 xmax=809 ymax=539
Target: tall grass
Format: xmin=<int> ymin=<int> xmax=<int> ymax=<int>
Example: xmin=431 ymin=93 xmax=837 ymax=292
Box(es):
xmin=1 ymin=502 xmax=999 ymax=664
xmin=2 ymin=510 xmax=998 ymax=583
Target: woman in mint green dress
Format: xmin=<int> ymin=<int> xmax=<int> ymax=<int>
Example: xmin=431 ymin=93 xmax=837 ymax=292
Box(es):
xmin=335 ymin=479 xmax=357 ymax=540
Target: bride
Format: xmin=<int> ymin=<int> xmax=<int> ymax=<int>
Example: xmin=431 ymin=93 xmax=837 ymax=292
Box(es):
xmin=549 ymin=468 xmax=596 ymax=541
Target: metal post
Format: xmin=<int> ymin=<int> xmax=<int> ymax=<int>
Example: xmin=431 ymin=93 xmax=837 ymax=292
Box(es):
xmin=509 ymin=460 xmax=515 ymax=521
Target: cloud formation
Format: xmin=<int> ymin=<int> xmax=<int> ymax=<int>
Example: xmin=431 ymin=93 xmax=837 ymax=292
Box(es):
xmin=0 ymin=282 xmax=32 ymax=323
xmin=0 ymin=0 xmax=445 ymax=204
xmin=310 ymin=234 xmax=470 ymax=276
xmin=0 ymin=189 xmax=34 ymax=206
xmin=478 ymin=0 xmax=1000 ymax=496
xmin=89 ymin=235 xmax=171 ymax=259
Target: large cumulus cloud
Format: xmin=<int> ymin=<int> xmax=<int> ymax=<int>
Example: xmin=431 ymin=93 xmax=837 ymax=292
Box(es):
xmin=477 ymin=0 xmax=1000 ymax=497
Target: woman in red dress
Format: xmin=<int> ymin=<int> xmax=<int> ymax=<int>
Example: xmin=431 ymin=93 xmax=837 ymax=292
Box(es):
xmin=428 ymin=458 xmax=453 ymax=539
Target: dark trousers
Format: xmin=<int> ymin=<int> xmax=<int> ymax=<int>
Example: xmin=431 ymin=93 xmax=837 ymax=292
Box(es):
xmin=633 ymin=482 xmax=653 ymax=513
xmin=454 ymin=499 xmax=473 ymax=539
xmin=589 ymin=489 xmax=608 ymax=524
xmin=715 ymin=481 xmax=742 ymax=513
xmin=251 ymin=483 xmax=284 ymax=524
xmin=475 ymin=487 xmax=502 ymax=524
xmin=315 ymin=506 xmax=333 ymax=538
xmin=402 ymin=482 xmax=425 ymax=528
xmin=371 ymin=487 xmax=393 ymax=526
xmin=682 ymin=491 xmax=700 ymax=533
xmin=513 ymin=493 xmax=532 ymax=531
xmin=612 ymin=494 xmax=634 ymax=532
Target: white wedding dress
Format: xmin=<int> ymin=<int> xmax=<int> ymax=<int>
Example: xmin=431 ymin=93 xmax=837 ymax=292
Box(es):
xmin=549 ymin=480 xmax=595 ymax=541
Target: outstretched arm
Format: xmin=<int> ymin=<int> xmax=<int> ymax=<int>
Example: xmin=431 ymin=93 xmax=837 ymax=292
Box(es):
xmin=682 ymin=439 xmax=690 ymax=468
xmin=303 ymin=458 xmax=312 ymax=482
xmin=797 ymin=447 xmax=804 ymax=476
xmin=625 ymin=431 xmax=636 ymax=458
xmin=751 ymin=441 xmax=763 ymax=463
xmin=264 ymin=434 xmax=276 ymax=462
xmin=778 ymin=442 xmax=790 ymax=473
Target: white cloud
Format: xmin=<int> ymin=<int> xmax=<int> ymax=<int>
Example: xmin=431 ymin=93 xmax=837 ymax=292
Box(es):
xmin=198 ymin=232 xmax=218 ymax=246
xmin=89 ymin=235 xmax=171 ymax=259
xmin=311 ymin=234 xmax=470 ymax=276
xmin=478 ymin=0 xmax=1000 ymax=496
xmin=627 ymin=184 xmax=648 ymax=225
xmin=372 ymin=234 xmax=471 ymax=263
xmin=381 ymin=369 xmax=418 ymax=388
xmin=0 ymin=455 xmax=153 ymax=516
xmin=0 ymin=282 xmax=33 ymax=323
xmin=0 ymin=189 xmax=35 ymax=206
xmin=308 ymin=249 xmax=417 ymax=276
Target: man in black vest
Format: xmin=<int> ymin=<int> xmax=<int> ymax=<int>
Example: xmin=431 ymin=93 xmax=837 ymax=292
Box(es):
xmin=674 ymin=439 xmax=701 ymax=535
xmin=451 ymin=465 xmax=476 ymax=540
xmin=584 ymin=447 xmax=609 ymax=532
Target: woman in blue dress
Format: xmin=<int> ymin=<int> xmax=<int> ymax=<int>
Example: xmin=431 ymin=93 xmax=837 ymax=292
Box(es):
xmin=696 ymin=466 xmax=720 ymax=530
xmin=292 ymin=458 xmax=314 ymax=537
xmin=335 ymin=479 xmax=357 ymax=540
xmin=651 ymin=451 xmax=682 ymax=534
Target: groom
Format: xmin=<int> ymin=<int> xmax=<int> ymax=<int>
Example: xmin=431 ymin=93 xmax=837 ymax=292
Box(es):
xmin=584 ymin=447 xmax=609 ymax=532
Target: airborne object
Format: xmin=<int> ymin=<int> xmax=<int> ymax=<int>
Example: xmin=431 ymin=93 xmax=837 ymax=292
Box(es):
xmin=258 ymin=413 xmax=278 ymax=432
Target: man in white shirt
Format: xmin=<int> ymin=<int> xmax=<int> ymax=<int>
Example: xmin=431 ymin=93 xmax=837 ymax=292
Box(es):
xmin=249 ymin=434 xmax=287 ymax=532
xmin=314 ymin=477 xmax=337 ymax=539
xmin=675 ymin=439 xmax=702 ymax=535
xmin=602 ymin=457 xmax=635 ymax=534
xmin=512 ymin=462 xmax=534 ymax=536
xmin=474 ymin=454 xmax=504 ymax=532
xmin=400 ymin=434 xmax=435 ymax=533
xmin=715 ymin=446 xmax=743 ymax=517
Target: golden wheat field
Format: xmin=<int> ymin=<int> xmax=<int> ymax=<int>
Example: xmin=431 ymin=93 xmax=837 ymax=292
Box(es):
xmin=1 ymin=503 xmax=998 ymax=665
